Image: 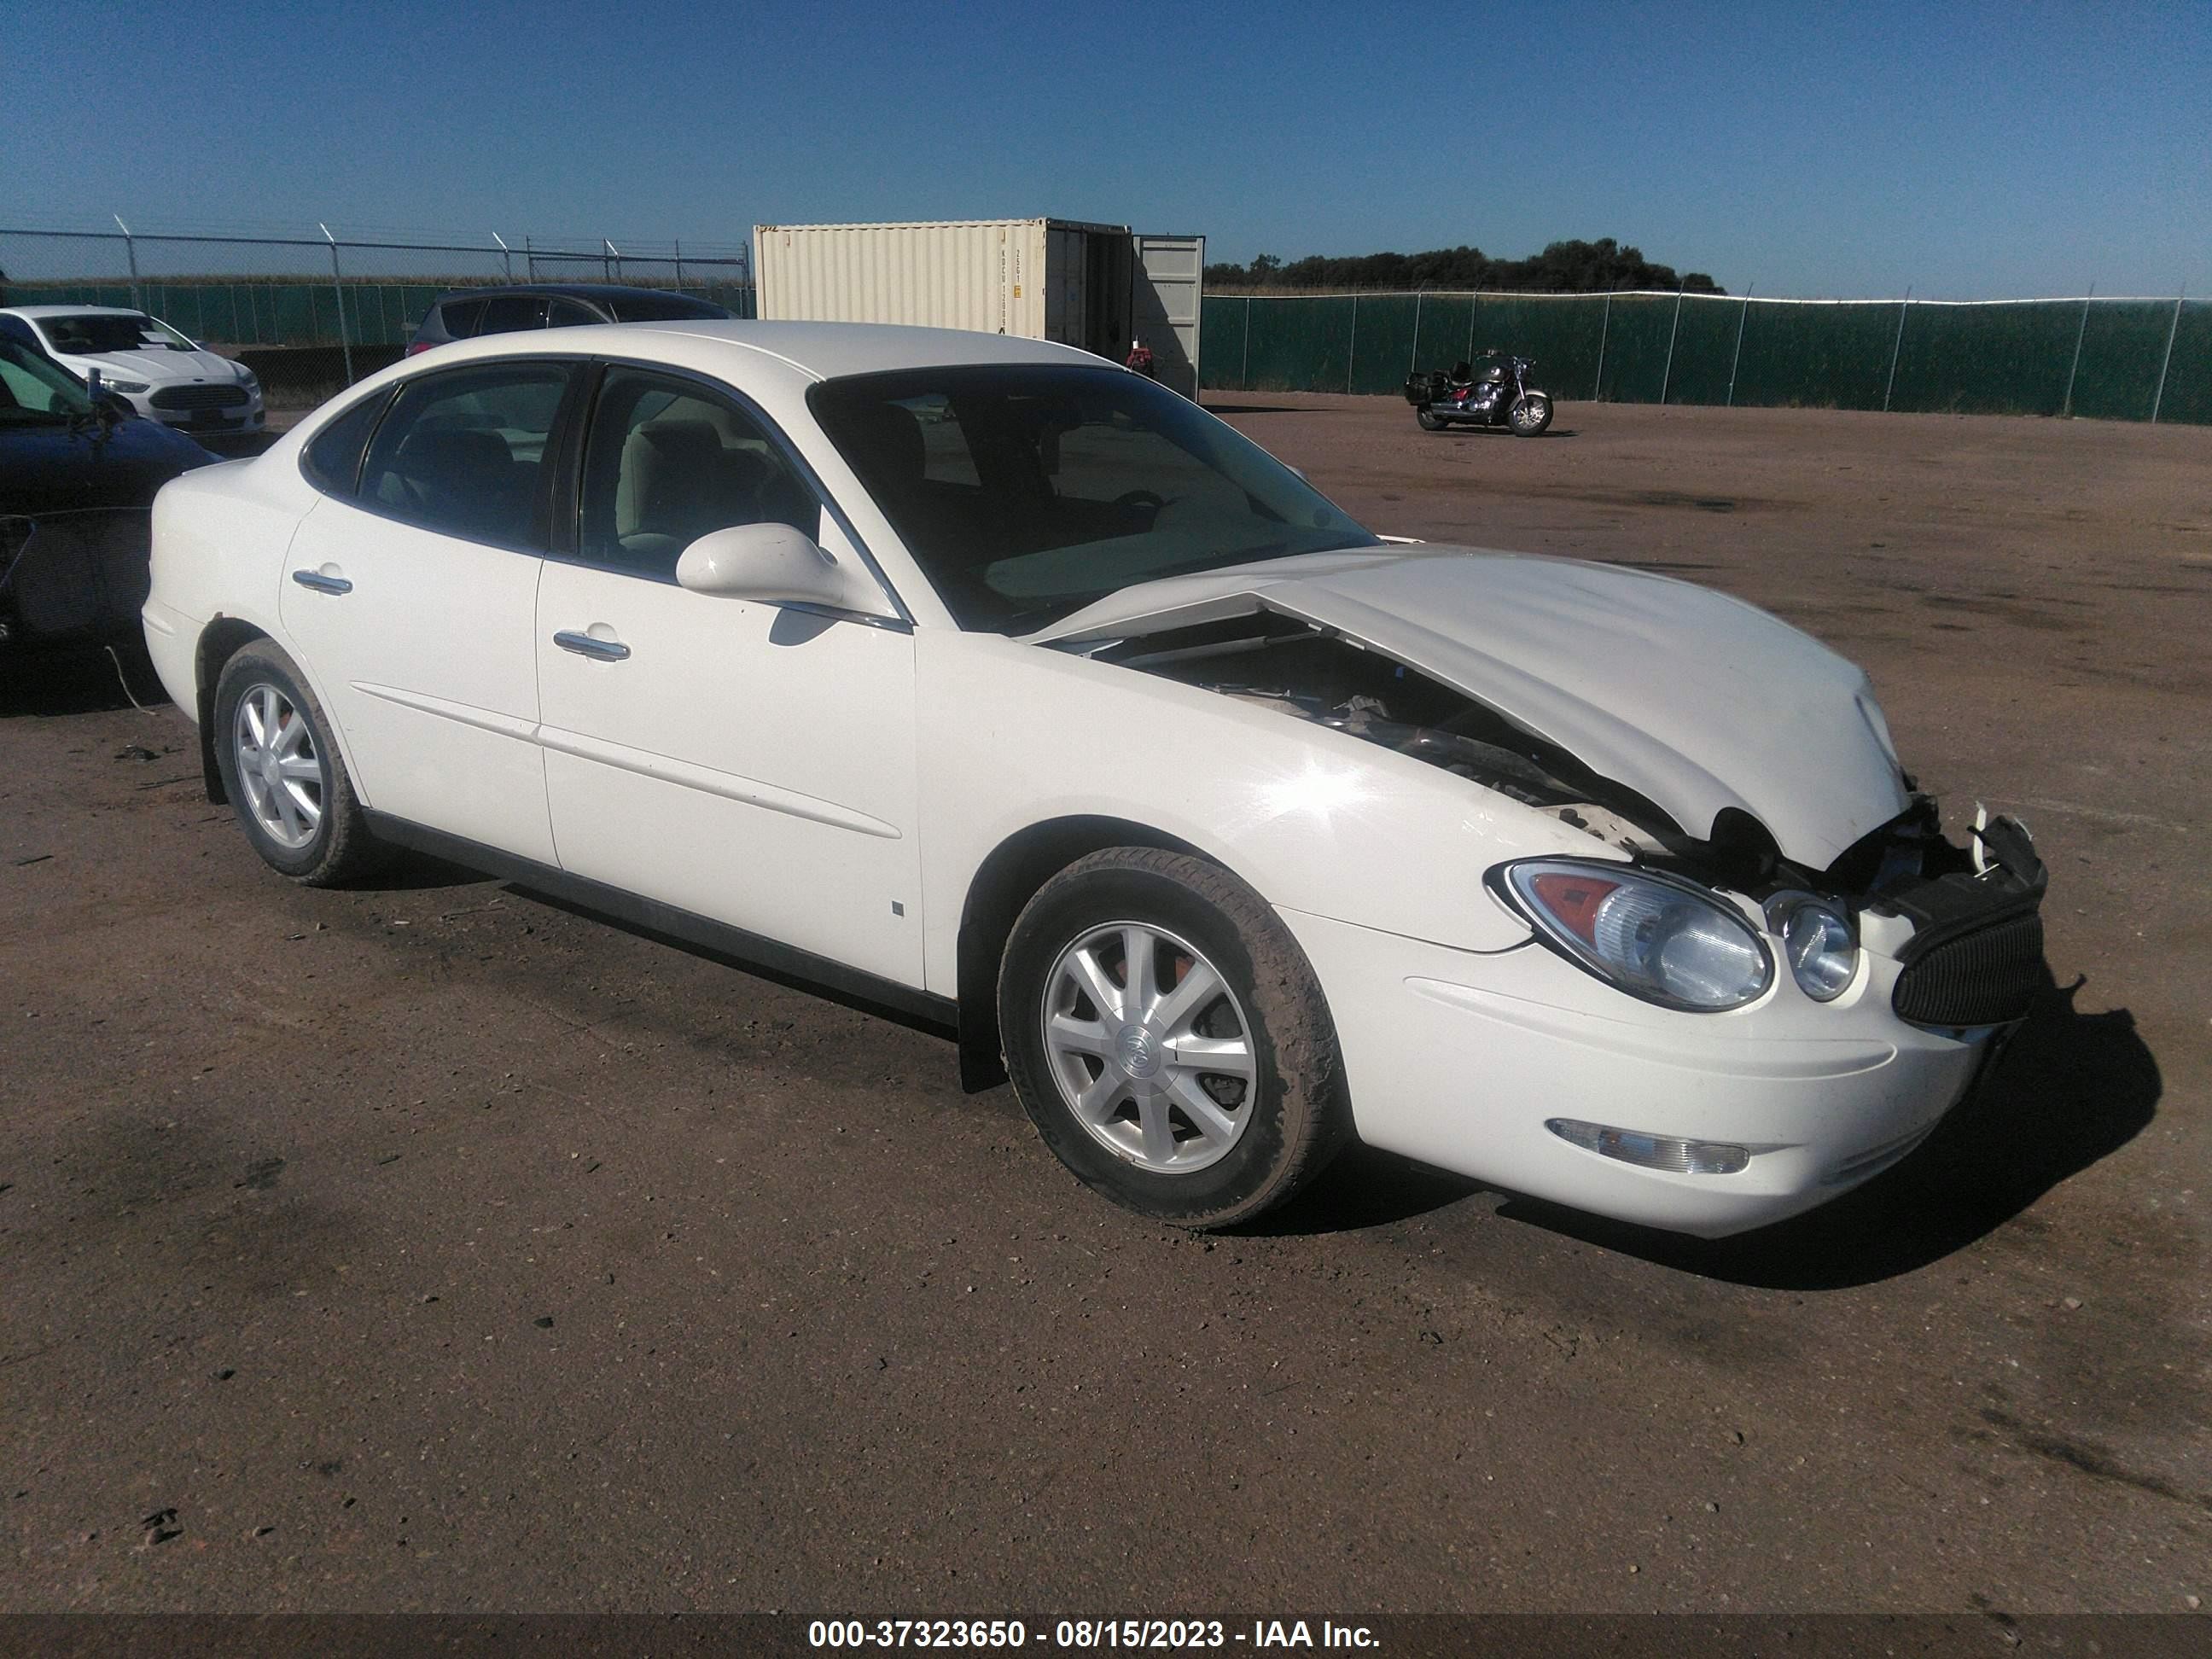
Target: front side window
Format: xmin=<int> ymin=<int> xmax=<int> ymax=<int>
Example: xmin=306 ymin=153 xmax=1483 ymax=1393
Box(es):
xmin=358 ymin=363 xmax=569 ymax=548
xmin=809 ymin=364 xmax=1375 ymax=633
xmin=577 ymin=369 xmax=821 ymax=579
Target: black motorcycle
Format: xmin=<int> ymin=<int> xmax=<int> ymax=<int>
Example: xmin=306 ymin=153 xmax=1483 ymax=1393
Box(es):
xmin=1404 ymin=352 xmax=1554 ymax=436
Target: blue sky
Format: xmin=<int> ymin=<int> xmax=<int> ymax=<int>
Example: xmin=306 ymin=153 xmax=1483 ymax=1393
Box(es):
xmin=9 ymin=0 xmax=2209 ymax=299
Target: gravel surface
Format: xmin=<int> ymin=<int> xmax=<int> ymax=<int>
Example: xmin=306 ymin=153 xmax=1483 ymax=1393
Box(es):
xmin=2 ymin=396 xmax=2206 ymax=1615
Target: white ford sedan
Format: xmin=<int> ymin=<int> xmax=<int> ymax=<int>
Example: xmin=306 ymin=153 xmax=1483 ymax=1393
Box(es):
xmin=2 ymin=305 xmax=265 ymax=439
xmin=142 ymin=322 xmax=2047 ymax=1236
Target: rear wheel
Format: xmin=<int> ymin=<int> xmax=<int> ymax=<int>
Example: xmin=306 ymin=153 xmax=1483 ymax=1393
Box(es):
xmin=212 ymin=641 xmax=387 ymax=885
xmin=1509 ymin=393 xmax=1553 ymax=436
xmin=999 ymin=847 xmax=1349 ymax=1227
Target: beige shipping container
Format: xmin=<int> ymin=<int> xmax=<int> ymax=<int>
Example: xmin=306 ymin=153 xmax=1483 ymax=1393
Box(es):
xmin=752 ymin=218 xmax=1204 ymax=398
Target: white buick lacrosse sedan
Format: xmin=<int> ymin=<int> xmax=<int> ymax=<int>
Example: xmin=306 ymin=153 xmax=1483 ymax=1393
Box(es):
xmin=141 ymin=321 xmax=2047 ymax=1236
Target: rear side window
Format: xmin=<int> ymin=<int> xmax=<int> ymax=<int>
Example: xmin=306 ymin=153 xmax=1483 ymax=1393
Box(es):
xmin=434 ymin=299 xmax=486 ymax=339
xmin=300 ymin=390 xmax=390 ymax=497
xmin=603 ymin=294 xmax=728 ymax=323
xmin=477 ymin=294 xmax=549 ymax=335
xmin=358 ymin=363 xmax=571 ymax=549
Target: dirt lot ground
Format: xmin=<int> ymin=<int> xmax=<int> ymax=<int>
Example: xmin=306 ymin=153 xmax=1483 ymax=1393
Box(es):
xmin=3 ymin=397 xmax=2208 ymax=1617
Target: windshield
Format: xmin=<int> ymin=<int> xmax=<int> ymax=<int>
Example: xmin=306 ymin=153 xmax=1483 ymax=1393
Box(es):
xmin=38 ymin=311 xmax=193 ymax=354
xmin=810 ymin=364 xmax=1376 ymax=632
xmin=0 ymin=338 xmax=99 ymax=422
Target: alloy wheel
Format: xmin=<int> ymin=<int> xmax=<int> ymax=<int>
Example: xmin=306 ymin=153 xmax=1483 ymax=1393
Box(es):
xmin=231 ymin=682 xmax=323 ymax=850
xmin=1040 ymin=921 xmax=1257 ymax=1173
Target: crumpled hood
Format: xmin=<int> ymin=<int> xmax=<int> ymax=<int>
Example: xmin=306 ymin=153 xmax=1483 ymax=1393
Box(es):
xmin=1030 ymin=546 xmax=1910 ymax=869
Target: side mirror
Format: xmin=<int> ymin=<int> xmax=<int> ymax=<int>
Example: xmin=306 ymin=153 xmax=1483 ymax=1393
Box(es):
xmin=675 ymin=521 xmax=884 ymax=615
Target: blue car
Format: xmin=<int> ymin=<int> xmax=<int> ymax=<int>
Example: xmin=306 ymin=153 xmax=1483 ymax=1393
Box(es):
xmin=1 ymin=328 xmax=218 ymax=655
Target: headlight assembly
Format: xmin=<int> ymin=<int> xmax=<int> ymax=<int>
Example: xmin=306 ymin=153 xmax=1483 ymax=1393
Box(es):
xmin=104 ymin=379 xmax=149 ymax=393
xmin=1766 ymin=893 xmax=1859 ymax=1001
xmin=1495 ymin=858 xmax=1773 ymax=1011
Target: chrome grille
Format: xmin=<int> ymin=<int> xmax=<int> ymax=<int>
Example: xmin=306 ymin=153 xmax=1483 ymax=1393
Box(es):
xmin=149 ymin=382 xmax=247 ymax=410
xmin=1892 ymin=910 xmax=2044 ymax=1027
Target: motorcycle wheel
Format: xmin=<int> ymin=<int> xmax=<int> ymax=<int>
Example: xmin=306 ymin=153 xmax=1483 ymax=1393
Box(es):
xmin=1417 ymin=406 xmax=1450 ymax=432
xmin=1509 ymin=394 xmax=1553 ymax=437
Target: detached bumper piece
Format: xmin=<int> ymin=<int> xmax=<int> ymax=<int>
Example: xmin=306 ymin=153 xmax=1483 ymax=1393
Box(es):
xmin=1881 ymin=812 xmax=2048 ymax=1027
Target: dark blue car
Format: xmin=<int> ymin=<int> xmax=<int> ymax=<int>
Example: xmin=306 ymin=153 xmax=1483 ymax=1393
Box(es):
xmin=1 ymin=329 xmax=218 ymax=653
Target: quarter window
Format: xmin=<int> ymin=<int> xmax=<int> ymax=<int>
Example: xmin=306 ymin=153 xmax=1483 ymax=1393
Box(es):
xmin=434 ymin=299 xmax=487 ymax=339
xmin=577 ymin=370 xmax=821 ymax=579
xmin=548 ymin=300 xmax=601 ymax=329
xmin=358 ymin=363 xmax=570 ymax=549
xmin=300 ymin=389 xmax=390 ymax=497
xmin=476 ymin=294 xmax=550 ymax=335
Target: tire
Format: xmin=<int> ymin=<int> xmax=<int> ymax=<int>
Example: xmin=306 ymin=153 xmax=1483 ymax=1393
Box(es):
xmin=998 ymin=847 xmax=1349 ymax=1227
xmin=211 ymin=640 xmax=387 ymax=886
xmin=1416 ymin=406 xmax=1450 ymax=432
xmin=1509 ymin=393 xmax=1553 ymax=436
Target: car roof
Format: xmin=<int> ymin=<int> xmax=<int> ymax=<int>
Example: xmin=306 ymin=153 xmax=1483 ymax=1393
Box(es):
xmin=2 ymin=304 xmax=149 ymax=318
xmin=417 ymin=318 xmax=1105 ymax=383
xmin=428 ymin=283 xmax=725 ymax=305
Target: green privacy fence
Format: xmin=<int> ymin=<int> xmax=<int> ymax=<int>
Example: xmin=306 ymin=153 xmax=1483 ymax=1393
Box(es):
xmin=1201 ymin=290 xmax=2210 ymax=424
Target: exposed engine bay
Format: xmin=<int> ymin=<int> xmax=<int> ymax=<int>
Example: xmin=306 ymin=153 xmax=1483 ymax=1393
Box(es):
xmin=1078 ymin=610 xmax=2046 ymax=938
xmin=1086 ymin=613 xmax=1684 ymax=860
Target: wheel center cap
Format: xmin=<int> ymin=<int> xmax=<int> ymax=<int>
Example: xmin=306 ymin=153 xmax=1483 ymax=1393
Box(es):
xmin=1117 ymin=1024 xmax=1161 ymax=1080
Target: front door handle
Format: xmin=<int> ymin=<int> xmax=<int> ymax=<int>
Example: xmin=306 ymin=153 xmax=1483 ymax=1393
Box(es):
xmin=552 ymin=629 xmax=631 ymax=662
xmin=291 ymin=569 xmax=352 ymax=595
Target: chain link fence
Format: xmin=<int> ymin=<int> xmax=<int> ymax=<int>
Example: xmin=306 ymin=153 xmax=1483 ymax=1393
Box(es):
xmin=0 ymin=225 xmax=754 ymax=407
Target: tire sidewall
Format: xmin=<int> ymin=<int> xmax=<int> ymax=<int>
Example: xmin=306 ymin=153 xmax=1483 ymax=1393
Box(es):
xmin=212 ymin=645 xmax=338 ymax=880
xmin=999 ymin=861 xmax=1313 ymax=1224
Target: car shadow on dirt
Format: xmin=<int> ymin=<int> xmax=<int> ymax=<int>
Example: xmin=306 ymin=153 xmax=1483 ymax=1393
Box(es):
xmin=1252 ymin=971 xmax=2160 ymax=1289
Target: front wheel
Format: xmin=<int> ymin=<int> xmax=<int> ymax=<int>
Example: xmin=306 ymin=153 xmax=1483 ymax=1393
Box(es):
xmin=1416 ymin=405 xmax=1450 ymax=432
xmin=998 ymin=847 xmax=1349 ymax=1227
xmin=1508 ymin=393 xmax=1553 ymax=436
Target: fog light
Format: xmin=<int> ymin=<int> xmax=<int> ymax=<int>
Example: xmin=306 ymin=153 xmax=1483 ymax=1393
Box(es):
xmin=1546 ymin=1117 xmax=1750 ymax=1175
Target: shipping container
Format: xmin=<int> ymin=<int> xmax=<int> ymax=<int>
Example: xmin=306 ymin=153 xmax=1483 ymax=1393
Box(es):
xmin=752 ymin=218 xmax=1205 ymax=398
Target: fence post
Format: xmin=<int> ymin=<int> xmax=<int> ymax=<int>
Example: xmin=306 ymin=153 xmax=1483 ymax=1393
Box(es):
xmin=1242 ymin=296 xmax=1251 ymax=391
xmin=113 ymin=215 xmax=140 ymax=310
xmin=602 ymin=239 xmax=617 ymax=282
xmin=2151 ymin=289 xmax=2185 ymax=424
xmin=525 ymin=235 xmax=535 ymax=281
xmin=492 ymin=230 xmax=513 ymax=283
xmin=2061 ymin=283 xmax=2093 ymax=417
xmin=1883 ymin=287 xmax=1911 ymax=412
xmin=1411 ymin=290 xmax=1423 ymax=372
xmin=319 ymin=224 xmax=355 ymax=387
xmin=1593 ymin=288 xmax=1613 ymax=401
xmin=1658 ymin=281 xmax=1685 ymax=406
xmin=1346 ymin=294 xmax=1358 ymax=393
xmin=673 ymin=239 xmax=684 ymax=288
xmin=1726 ymin=284 xmax=1754 ymax=407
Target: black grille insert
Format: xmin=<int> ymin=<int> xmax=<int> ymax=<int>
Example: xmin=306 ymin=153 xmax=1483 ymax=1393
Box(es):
xmin=1893 ymin=909 xmax=2045 ymax=1027
xmin=150 ymin=382 xmax=247 ymax=410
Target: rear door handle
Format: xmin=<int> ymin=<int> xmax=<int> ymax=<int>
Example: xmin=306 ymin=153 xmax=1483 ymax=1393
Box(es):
xmin=552 ymin=629 xmax=631 ymax=662
xmin=291 ymin=569 xmax=352 ymax=595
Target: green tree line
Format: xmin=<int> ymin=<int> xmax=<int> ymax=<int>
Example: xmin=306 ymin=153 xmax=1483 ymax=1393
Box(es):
xmin=1204 ymin=237 xmax=1724 ymax=295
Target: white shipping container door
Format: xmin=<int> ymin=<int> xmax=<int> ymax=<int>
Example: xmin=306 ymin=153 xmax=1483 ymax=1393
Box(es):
xmin=1132 ymin=235 xmax=1205 ymax=398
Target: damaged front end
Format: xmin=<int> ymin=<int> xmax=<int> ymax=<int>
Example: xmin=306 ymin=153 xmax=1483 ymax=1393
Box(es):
xmin=1062 ymin=602 xmax=2046 ymax=1028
